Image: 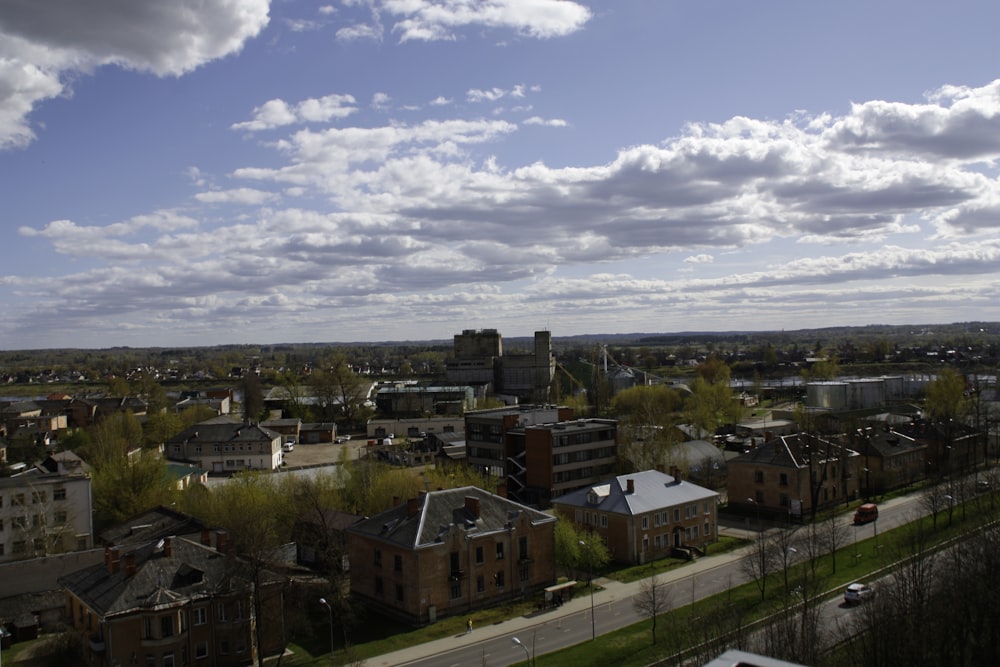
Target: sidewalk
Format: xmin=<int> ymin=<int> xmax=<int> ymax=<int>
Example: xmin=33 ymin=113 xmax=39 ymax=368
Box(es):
xmin=371 ymin=541 xmax=749 ymax=666
xmin=372 ymin=494 xmax=923 ymax=666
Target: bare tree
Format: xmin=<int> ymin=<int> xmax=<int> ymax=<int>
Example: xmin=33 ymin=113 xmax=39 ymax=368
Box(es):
xmin=741 ymin=529 xmax=776 ymax=601
xmin=822 ymin=509 xmax=849 ymax=575
xmin=633 ymin=571 xmax=670 ymax=644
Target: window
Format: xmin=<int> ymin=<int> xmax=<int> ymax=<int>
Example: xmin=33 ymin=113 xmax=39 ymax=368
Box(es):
xmin=755 ymin=490 xmax=764 ymax=504
xmin=146 ymin=655 xmax=156 ymax=667
xmin=673 ymin=508 xmax=680 ymax=522
xmin=218 ymin=603 xmax=228 ymax=622
xmin=395 ymin=584 xmax=404 ymax=602
xmin=195 ymin=642 xmax=208 ymax=659
xmin=32 ymin=491 xmax=46 ymax=504
xmin=519 ymin=562 xmax=529 ymax=582
xmin=779 ymin=494 xmax=789 ymax=507
xmin=495 ymin=571 xmax=505 ymax=590
xmin=163 ymin=652 xmax=175 ymax=667
xmin=704 ymin=521 xmax=711 ymax=537
xmin=450 ymin=551 xmax=460 ymax=573
xmin=779 ymin=473 xmax=788 ymax=486
xmin=161 ymin=615 xmax=174 ymax=638
xmin=143 ymin=617 xmax=155 ymax=640
xmin=496 ymin=542 xmax=504 ymax=560
xmin=754 ymin=470 xmax=764 ymax=483
xmin=193 ymin=607 xmax=207 ymax=626
xmin=219 ymin=640 xmax=230 ymax=655
xmin=374 ymin=548 xmax=382 ymax=566
xmin=11 ymin=493 xmax=24 ymax=506
xmin=641 ymin=516 xmax=649 ymax=530
xmin=475 ymin=546 xmax=484 ymax=564
xmin=519 ymin=536 xmax=528 ymax=561
xmin=54 ymin=510 xmax=67 ymax=525
xmin=600 ymin=514 xmax=608 ymax=528
xmin=393 ymin=554 xmax=402 ymax=573
xmin=53 ymin=488 xmax=66 ymax=501
xmin=374 ymin=576 xmax=383 ymax=595
xmin=450 ymin=581 xmax=461 ymax=599
xmin=476 ymin=575 xmax=485 ymax=593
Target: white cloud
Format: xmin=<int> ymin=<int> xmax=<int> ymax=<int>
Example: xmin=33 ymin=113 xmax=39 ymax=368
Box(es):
xmin=380 ymin=0 xmax=592 ymax=42
xmin=0 ymin=0 xmax=270 ymax=149
xmin=232 ymin=94 xmax=358 ymax=131
xmin=523 ymin=116 xmax=566 ymax=127
xmin=194 ymin=188 xmax=280 ymax=205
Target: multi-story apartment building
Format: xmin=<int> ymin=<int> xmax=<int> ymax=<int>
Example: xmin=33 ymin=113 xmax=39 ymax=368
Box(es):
xmin=514 ymin=418 xmax=619 ymax=506
xmin=464 ymin=405 xmax=572 ymax=478
xmin=60 ymin=535 xmax=285 ymax=667
xmin=552 ymin=468 xmax=719 ymax=564
xmin=0 ymin=465 xmax=93 ymax=563
xmin=164 ymin=416 xmax=282 ymax=473
xmin=347 ymin=486 xmax=557 ymax=624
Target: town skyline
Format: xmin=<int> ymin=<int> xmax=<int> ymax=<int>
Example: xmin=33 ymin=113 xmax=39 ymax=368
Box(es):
xmin=2 ymin=1 xmax=1000 ymax=350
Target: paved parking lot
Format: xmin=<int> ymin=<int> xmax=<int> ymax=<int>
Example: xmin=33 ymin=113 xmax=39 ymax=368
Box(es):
xmin=280 ymin=440 xmax=366 ymax=468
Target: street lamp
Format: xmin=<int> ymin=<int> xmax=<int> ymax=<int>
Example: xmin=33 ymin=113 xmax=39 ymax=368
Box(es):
xmin=578 ymin=540 xmax=596 ymax=640
xmin=512 ymin=636 xmax=532 ymax=666
xmin=944 ymin=494 xmax=954 ymax=527
xmin=318 ymin=597 xmax=334 ymax=662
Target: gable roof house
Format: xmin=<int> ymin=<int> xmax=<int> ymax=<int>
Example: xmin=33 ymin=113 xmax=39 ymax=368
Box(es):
xmin=165 ymin=417 xmax=282 ymax=474
xmin=347 ymin=486 xmax=557 ymax=624
xmin=727 ymin=433 xmax=862 ymax=521
xmin=59 ymin=535 xmax=285 ymax=667
xmin=552 ymin=468 xmax=719 ymax=565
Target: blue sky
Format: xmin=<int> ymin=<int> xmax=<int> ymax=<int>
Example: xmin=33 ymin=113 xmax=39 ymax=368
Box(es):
xmin=2 ymin=0 xmax=1000 ymax=350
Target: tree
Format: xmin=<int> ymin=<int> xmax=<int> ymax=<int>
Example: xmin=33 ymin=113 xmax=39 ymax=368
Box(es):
xmin=633 ymin=571 xmax=669 ymax=644
xmin=186 ymin=472 xmax=296 ymax=667
xmin=742 ymin=529 xmax=776 ymax=601
xmin=612 ymin=384 xmax=684 ymax=471
xmin=241 ymin=372 xmax=265 ymax=422
xmin=311 ymin=351 xmax=372 ymax=429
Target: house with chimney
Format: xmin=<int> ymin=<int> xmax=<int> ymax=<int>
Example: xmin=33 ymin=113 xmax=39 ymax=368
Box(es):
xmin=164 ymin=416 xmax=282 ymax=473
xmin=551 ymin=468 xmax=719 ymax=565
xmin=59 ymin=532 xmax=285 ymax=667
xmin=346 ymin=486 xmax=557 ymax=625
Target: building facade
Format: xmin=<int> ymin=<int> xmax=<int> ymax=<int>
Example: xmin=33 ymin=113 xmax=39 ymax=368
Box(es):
xmin=165 ymin=416 xmax=282 ymax=473
xmin=515 ymin=418 xmax=619 ymax=506
xmin=0 ymin=467 xmax=93 ymax=563
xmin=59 ymin=536 xmax=284 ymax=667
xmin=464 ymin=405 xmax=572 ymax=478
xmin=552 ymin=468 xmax=719 ymax=565
xmin=347 ymin=486 xmax=557 ymax=624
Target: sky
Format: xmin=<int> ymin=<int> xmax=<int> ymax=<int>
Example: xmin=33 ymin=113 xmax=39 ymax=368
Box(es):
xmin=2 ymin=1 xmax=1000 ymax=350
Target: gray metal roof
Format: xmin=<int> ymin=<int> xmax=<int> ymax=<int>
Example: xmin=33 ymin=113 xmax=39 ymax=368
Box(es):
xmin=553 ymin=469 xmax=718 ymax=516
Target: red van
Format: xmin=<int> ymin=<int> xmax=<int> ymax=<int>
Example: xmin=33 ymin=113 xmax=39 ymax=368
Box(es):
xmin=853 ymin=503 xmax=878 ymax=524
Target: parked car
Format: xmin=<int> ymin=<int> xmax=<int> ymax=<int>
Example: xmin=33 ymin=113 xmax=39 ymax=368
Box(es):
xmin=282 ymin=441 xmax=295 ymax=453
xmin=844 ymin=582 xmax=874 ymax=604
xmin=853 ymin=503 xmax=878 ymax=525
xmin=335 ymin=435 xmax=351 ymax=443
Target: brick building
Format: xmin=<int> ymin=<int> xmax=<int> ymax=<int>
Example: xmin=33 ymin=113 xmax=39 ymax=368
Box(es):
xmin=59 ymin=535 xmax=285 ymax=667
xmin=347 ymin=486 xmax=557 ymax=624
xmin=552 ymin=468 xmax=719 ymax=565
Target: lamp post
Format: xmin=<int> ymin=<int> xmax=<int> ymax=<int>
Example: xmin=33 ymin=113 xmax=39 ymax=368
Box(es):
xmin=578 ymin=540 xmax=596 ymax=640
xmin=512 ymin=636 xmax=532 ymax=666
xmin=318 ymin=597 xmax=334 ymax=663
xmin=944 ymin=494 xmax=954 ymax=527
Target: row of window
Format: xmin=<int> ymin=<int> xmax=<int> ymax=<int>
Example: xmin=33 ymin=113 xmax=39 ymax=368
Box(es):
xmin=448 ymin=563 xmax=531 ymax=600
xmin=0 ymin=488 xmax=67 ymax=507
xmin=553 ymin=447 xmax=615 ymax=466
xmin=138 ymin=637 xmax=242 ymax=667
xmin=139 ymin=601 xmax=242 ymax=641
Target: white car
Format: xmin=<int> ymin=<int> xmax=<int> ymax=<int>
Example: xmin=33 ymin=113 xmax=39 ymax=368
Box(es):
xmin=844 ymin=582 xmax=874 ymax=604
xmin=282 ymin=441 xmax=295 ymax=453
xmin=335 ymin=435 xmax=350 ymax=443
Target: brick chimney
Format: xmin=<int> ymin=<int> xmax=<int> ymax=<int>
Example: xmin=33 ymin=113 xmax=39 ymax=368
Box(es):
xmin=406 ymin=497 xmax=420 ymax=518
xmin=163 ymin=536 xmax=173 ymax=558
xmin=392 ymin=496 xmax=400 ymax=507
xmin=123 ymin=551 xmax=137 ymax=577
xmin=201 ymin=529 xmax=212 ymax=546
xmin=495 ymin=482 xmax=507 ymax=498
xmin=464 ymin=496 xmax=481 ymax=518
xmin=105 ymin=546 xmax=121 ymax=574
xmin=626 ymin=479 xmax=635 ymax=494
